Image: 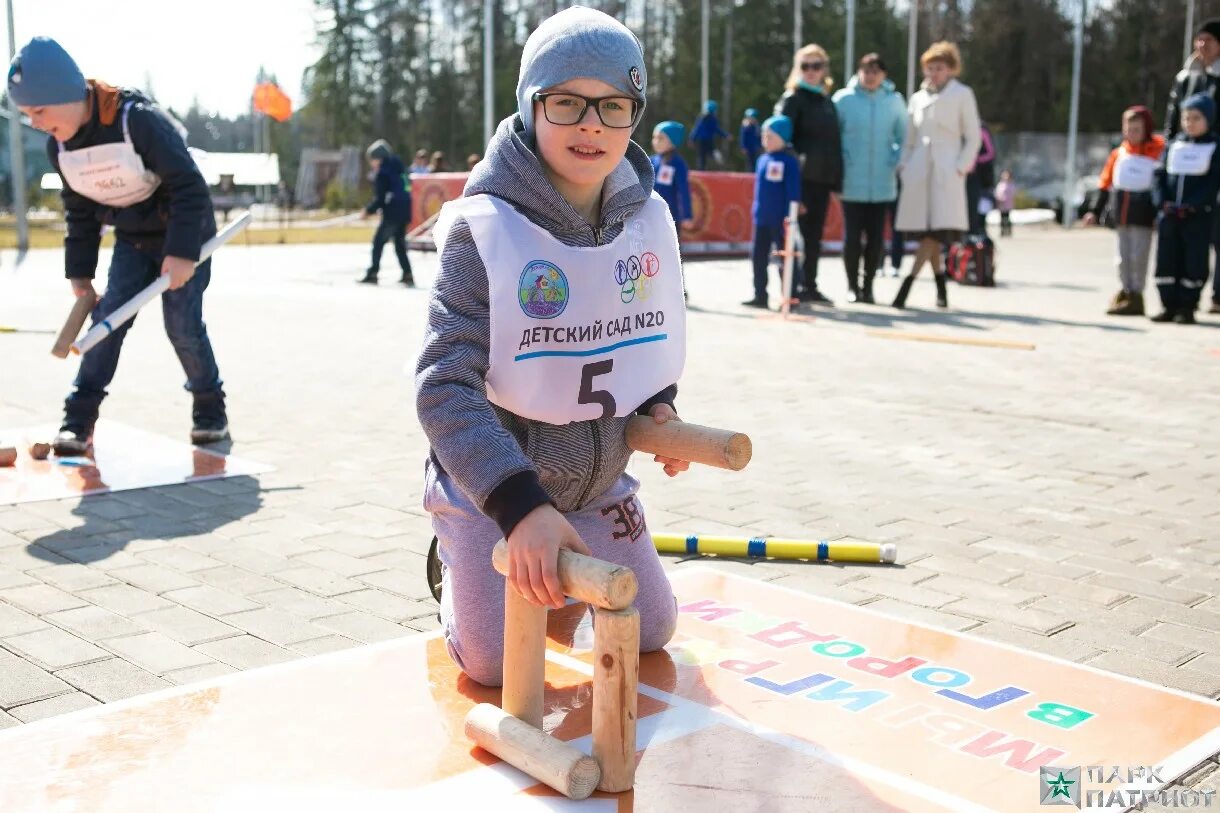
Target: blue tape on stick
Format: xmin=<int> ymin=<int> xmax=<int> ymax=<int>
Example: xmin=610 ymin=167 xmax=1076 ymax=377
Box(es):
xmin=100 ymin=320 xmax=114 ymax=334
xmin=747 ymin=537 xmax=767 ymax=557
xmin=685 ymin=535 xmax=698 ymax=554
xmin=817 ymin=542 xmax=830 ymax=561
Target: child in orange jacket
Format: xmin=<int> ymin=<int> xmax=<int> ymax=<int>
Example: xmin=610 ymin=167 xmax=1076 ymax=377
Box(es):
xmin=1083 ymin=106 xmax=1166 ymax=316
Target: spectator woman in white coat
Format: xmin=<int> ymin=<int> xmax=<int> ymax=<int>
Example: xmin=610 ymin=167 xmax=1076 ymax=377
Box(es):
xmin=892 ymin=41 xmax=981 ymax=309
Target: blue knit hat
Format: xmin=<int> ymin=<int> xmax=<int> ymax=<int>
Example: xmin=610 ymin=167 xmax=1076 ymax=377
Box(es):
xmin=653 ymin=121 xmax=686 ymax=149
xmin=516 ymin=6 xmax=647 ymax=136
xmin=744 ymin=108 xmax=759 ymax=119
xmin=763 ymin=115 xmax=793 ymax=144
xmin=7 ymin=37 xmax=86 ymax=107
xmin=704 ymin=100 xmax=718 ymax=114
xmin=1184 ymin=92 xmax=1216 ymax=126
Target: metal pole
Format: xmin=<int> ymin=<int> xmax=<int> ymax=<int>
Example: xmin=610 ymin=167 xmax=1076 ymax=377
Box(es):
xmin=6 ymin=0 xmax=27 ymax=252
xmin=263 ymin=114 xmax=271 ymax=206
xmin=701 ymin=0 xmax=709 ymax=110
xmin=794 ymin=0 xmax=802 ymax=54
xmin=483 ymin=0 xmax=493 ymax=148
xmin=1185 ymin=0 xmax=1196 ymax=65
xmin=845 ymin=0 xmax=856 ymax=79
xmin=906 ymin=0 xmax=917 ymax=100
xmin=1063 ymin=0 xmax=1084 ymax=229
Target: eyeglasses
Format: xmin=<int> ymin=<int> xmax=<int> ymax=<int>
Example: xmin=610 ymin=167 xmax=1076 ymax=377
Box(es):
xmin=533 ymin=92 xmax=642 ymax=129
xmin=801 ymin=61 xmax=827 ymax=71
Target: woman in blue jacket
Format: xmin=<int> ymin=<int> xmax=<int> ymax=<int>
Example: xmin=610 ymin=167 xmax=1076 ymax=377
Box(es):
xmin=832 ymin=53 xmax=907 ymax=304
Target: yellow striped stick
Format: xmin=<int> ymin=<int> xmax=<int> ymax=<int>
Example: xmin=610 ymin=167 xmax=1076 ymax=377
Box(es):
xmin=653 ymin=532 xmax=897 ymax=564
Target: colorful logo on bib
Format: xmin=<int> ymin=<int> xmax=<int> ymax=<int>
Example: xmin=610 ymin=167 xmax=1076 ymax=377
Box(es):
xmin=615 ymin=251 xmax=661 ymax=304
xmin=518 ymin=260 xmax=569 ymax=319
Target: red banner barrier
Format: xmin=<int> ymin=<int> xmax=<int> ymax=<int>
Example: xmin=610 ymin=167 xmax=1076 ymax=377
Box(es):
xmin=409 ymin=170 xmax=852 ymax=255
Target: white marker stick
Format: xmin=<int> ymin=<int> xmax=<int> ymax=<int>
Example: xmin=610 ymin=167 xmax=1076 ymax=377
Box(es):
xmin=71 ymin=211 xmax=252 ymax=356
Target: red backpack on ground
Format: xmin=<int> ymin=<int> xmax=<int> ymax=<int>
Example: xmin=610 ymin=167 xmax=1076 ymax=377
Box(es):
xmin=947 ymin=235 xmax=996 ymax=287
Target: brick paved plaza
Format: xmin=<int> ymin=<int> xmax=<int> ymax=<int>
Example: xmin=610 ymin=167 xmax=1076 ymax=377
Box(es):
xmin=1 ymin=225 xmax=1218 ymax=801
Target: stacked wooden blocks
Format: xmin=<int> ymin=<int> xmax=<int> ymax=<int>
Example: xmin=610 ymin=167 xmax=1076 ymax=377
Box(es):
xmin=465 ymin=541 xmax=641 ymax=800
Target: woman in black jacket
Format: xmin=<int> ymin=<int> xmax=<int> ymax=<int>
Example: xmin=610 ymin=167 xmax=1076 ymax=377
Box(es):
xmin=776 ymin=43 xmax=843 ymax=305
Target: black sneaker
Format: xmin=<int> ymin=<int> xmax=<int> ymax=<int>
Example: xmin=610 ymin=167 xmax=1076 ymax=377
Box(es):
xmin=52 ymin=426 xmax=91 ymax=457
xmin=741 ymin=297 xmax=769 ymax=309
xmin=1150 ymin=310 xmax=1176 ymax=323
xmin=426 ymin=535 xmax=443 ymax=602
xmin=1173 ymin=310 xmax=1196 ymax=325
xmin=805 ymin=289 xmax=834 ymax=306
xmin=191 ymin=391 xmax=230 ymax=445
xmin=399 ymin=276 xmax=416 ymax=288
xmin=357 ymin=271 xmax=378 ymax=285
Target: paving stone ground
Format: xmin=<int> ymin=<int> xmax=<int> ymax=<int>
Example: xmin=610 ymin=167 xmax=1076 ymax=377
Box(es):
xmin=1 ymin=224 xmax=1218 ymax=792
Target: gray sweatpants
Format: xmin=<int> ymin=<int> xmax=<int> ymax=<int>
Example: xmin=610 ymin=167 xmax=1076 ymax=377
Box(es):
xmin=426 ymin=469 xmax=678 ymax=687
xmin=1116 ymin=225 xmax=1154 ymax=293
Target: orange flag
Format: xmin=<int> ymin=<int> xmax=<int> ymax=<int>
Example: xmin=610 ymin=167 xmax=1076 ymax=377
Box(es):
xmin=253 ymin=82 xmax=292 ymax=122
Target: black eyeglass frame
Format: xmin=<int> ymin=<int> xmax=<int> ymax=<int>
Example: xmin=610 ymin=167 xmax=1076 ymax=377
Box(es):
xmin=532 ymin=92 xmax=643 ymax=129
xmin=801 ymin=61 xmax=828 ymax=71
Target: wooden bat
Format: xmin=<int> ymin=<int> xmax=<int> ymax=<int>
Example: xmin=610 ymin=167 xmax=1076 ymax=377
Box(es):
xmin=491 ymin=540 xmax=637 ymax=611
xmin=50 ymin=290 xmax=97 ymax=358
xmin=625 ymin=415 xmax=752 ymax=471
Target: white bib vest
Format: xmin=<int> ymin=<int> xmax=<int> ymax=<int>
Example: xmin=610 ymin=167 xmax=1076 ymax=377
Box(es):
xmin=57 ymin=102 xmax=161 ymax=208
xmin=1167 ymin=141 xmax=1216 ymax=177
xmin=656 ymin=163 xmax=675 ymax=186
xmin=1112 ymin=151 xmax=1158 ymax=192
xmin=435 ymin=193 xmax=686 ymax=425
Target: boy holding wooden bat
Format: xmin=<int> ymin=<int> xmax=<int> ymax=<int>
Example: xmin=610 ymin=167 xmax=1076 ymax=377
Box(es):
xmin=8 ymin=37 xmax=227 ymax=454
xmin=416 ymin=7 xmax=689 ymax=686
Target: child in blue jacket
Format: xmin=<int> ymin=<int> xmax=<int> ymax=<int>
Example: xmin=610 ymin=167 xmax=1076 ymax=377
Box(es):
xmin=739 ymin=108 xmax=761 ymax=170
xmin=650 ymin=121 xmax=693 ymax=231
xmin=1152 ymin=92 xmax=1220 ymax=324
xmin=743 ymin=116 xmax=802 ymax=308
xmin=359 ymin=139 xmax=414 ymax=286
xmin=691 ymin=100 xmax=727 ymax=170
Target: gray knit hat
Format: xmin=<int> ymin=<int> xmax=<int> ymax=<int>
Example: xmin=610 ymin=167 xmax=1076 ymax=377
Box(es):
xmin=365 ymin=139 xmax=392 ymax=161
xmin=516 ymin=6 xmax=647 ymax=135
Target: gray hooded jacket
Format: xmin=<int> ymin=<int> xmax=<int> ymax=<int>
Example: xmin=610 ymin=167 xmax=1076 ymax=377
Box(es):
xmin=415 ymin=114 xmax=678 ymax=537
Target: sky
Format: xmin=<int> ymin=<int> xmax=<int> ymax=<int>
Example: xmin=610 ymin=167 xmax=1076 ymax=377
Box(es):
xmin=0 ymin=0 xmax=321 ymax=118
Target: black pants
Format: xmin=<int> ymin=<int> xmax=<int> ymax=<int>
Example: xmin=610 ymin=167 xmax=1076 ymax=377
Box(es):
xmin=1000 ymin=210 xmax=1012 ymax=237
xmin=1155 ymin=210 xmax=1212 ymax=312
xmin=371 ymin=214 xmax=412 ymax=279
xmin=841 ymin=201 xmax=888 ymax=291
xmin=1212 ymin=207 xmax=1220 ymax=304
xmin=798 ymin=181 xmax=832 ymax=293
xmin=751 ymin=223 xmax=784 ymax=300
xmin=887 ymin=198 xmax=904 ymax=268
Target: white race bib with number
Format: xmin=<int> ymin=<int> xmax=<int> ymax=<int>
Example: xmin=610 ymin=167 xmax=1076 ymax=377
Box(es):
xmin=765 ymin=160 xmax=785 ymax=182
xmin=1167 ymin=141 xmax=1216 ymax=177
xmin=57 ymin=102 xmax=162 ymax=207
xmin=1113 ymin=153 xmax=1158 ymax=191
xmin=656 ymin=163 xmax=675 ymax=186
xmin=434 ymin=193 xmax=686 ymax=425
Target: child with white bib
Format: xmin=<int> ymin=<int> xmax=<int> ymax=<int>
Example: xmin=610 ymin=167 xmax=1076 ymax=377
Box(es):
xmin=1151 ymin=93 xmax=1220 ymax=324
xmin=9 ymin=38 xmax=226 ymax=453
xmin=416 ymin=7 xmax=688 ymax=686
xmin=1083 ymin=106 xmax=1165 ymax=316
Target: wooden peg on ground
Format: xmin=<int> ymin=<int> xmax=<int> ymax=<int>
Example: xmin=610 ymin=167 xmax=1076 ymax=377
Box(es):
xmin=51 ymin=291 xmax=97 ymax=359
xmin=465 ymin=702 xmax=602 ymax=800
xmin=27 ymin=442 xmax=51 ymax=461
xmin=501 ymin=578 xmax=547 ymax=729
xmin=491 ymin=541 xmax=638 ymax=611
xmin=0 ymin=446 xmax=16 ymax=467
xmin=592 ymin=606 xmax=640 ymax=792
xmin=625 ymin=415 xmax=752 ymax=471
